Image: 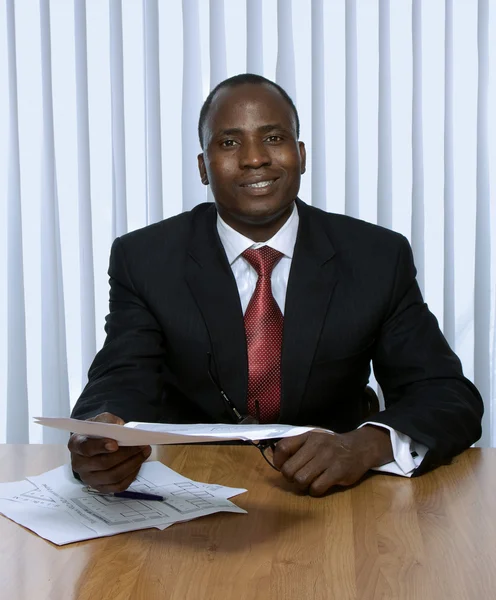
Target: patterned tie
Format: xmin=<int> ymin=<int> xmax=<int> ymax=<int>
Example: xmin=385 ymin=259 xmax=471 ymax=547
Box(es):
xmin=242 ymin=246 xmax=284 ymax=423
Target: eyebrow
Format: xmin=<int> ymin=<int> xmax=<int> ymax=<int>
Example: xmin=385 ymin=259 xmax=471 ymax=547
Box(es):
xmin=216 ymin=123 xmax=290 ymax=137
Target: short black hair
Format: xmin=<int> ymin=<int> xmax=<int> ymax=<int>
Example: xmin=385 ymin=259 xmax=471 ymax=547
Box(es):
xmin=198 ymin=73 xmax=300 ymax=149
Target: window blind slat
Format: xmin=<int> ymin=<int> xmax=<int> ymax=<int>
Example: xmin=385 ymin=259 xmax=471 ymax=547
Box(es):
xmin=109 ymin=0 xmax=127 ymax=237
xmin=411 ymin=0 xmax=425 ymax=295
xmin=377 ymin=0 xmax=393 ymax=229
xmin=246 ymin=0 xmax=263 ymax=75
xmin=474 ymin=0 xmax=491 ymax=447
xmin=276 ymin=0 xmax=296 ymax=103
xmin=311 ymin=0 xmax=326 ymax=210
xmin=40 ymin=0 xmax=70 ymax=442
xmin=345 ymin=0 xmax=359 ymax=218
xmin=6 ymin=0 xmax=29 ymax=443
xmin=74 ymin=0 xmax=96 ymax=387
xmin=143 ymin=0 xmax=163 ymax=225
xmin=182 ymin=0 xmax=205 ymax=211
xmin=443 ymin=0 xmax=455 ymax=347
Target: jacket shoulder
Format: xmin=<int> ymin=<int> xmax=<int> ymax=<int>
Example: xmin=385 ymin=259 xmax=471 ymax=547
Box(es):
xmin=116 ymin=202 xmax=212 ymax=252
xmin=306 ymin=204 xmax=409 ymax=252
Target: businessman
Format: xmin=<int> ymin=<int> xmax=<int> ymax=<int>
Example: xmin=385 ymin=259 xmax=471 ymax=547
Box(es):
xmin=69 ymin=74 xmax=483 ymax=496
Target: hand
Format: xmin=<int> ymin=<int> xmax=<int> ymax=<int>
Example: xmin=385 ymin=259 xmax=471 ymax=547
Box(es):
xmin=272 ymin=426 xmax=393 ymax=497
xmin=68 ymin=412 xmax=152 ymax=493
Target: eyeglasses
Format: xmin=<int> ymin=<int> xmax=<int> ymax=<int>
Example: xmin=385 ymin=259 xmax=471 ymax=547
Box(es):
xmin=207 ymin=352 xmax=279 ymax=471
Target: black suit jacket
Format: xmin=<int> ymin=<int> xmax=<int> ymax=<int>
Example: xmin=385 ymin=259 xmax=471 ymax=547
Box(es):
xmin=72 ymin=199 xmax=483 ymax=475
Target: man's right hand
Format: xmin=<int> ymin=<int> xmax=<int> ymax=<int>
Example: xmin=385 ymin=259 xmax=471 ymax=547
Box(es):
xmin=68 ymin=412 xmax=152 ymax=493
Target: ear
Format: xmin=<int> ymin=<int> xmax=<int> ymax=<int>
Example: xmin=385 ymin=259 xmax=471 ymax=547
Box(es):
xmin=197 ymin=153 xmax=209 ymax=185
xmin=298 ymin=142 xmax=307 ymax=175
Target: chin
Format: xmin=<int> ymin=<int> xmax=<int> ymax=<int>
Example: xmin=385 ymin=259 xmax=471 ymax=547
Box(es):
xmin=238 ymin=206 xmax=288 ymax=225
xmin=240 ymin=197 xmax=292 ymax=218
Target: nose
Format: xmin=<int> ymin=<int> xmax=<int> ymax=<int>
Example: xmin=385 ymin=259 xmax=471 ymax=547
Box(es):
xmin=239 ymin=138 xmax=271 ymax=169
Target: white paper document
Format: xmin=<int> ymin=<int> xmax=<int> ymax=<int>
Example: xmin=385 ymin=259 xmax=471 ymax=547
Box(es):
xmin=0 ymin=461 xmax=247 ymax=545
xmin=33 ymin=417 xmax=328 ymax=446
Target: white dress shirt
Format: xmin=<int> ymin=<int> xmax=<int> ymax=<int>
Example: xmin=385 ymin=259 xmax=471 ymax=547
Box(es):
xmin=216 ymin=203 xmax=428 ymax=477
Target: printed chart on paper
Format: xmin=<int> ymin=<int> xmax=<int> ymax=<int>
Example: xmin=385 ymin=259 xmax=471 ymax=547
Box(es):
xmin=72 ymin=476 xmax=234 ymax=526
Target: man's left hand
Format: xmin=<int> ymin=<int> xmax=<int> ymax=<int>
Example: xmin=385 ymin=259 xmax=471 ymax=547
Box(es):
xmin=272 ymin=426 xmax=394 ymax=497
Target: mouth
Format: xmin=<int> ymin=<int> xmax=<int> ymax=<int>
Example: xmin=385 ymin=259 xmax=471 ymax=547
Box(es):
xmin=239 ymin=179 xmax=278 ymax=193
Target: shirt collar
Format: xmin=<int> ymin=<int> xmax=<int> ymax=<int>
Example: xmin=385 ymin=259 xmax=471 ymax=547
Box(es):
xmin=216 ymin=202 xmax=299 ymax=265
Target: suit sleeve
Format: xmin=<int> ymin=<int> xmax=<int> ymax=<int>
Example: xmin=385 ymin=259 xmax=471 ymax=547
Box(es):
xmin=71 ymin=237 xmax=167 ymax=422
xmin=370 ymin=236 xmax=483 ymax=475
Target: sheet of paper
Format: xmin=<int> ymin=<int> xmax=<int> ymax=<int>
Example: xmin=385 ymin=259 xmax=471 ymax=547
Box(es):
xmin=0 ymin=461 xmax=246 ymax=545
xmin=33 ymin=416 xmax=329 ymax=446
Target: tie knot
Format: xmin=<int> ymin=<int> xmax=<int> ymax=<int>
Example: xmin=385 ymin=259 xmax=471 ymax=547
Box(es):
xmin=242 ymin=246 xmax=284 ymax=277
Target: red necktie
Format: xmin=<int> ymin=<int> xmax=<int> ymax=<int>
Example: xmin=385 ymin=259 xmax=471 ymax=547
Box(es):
xmin=242 ymin=246 xmax=284 ymax=423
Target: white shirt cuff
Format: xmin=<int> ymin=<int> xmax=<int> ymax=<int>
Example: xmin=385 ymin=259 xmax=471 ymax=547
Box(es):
xmin=359 ymin=421 xmax=429 ymax=477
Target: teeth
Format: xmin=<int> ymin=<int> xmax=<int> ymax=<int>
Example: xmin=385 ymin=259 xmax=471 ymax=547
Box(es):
xmin=246 ymin=180 xmax=274 ymax=188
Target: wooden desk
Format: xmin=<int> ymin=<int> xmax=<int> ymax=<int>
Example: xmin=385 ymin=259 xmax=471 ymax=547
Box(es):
xmin=0 ymin=445 xmax=495 ymax=600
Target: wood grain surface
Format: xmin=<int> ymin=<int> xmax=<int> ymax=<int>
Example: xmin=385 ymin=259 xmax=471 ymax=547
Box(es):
xmin=0 ymin=445 xmax=494 ymax=600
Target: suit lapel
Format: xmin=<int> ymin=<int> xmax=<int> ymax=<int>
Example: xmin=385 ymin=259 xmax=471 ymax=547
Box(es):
xmin=184 ymin=200 xmax=338 ymax=424
xmin=280 ymin=200 xmax=338 ymax=423
xmin=185 ymin=204 xmax=248 ymax=415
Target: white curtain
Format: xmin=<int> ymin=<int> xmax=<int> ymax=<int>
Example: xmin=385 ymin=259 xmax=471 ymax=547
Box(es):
xmin=0 ymin=0 xmax=495 ymax=446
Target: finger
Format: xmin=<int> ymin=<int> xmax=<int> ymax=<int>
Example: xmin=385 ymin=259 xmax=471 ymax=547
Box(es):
xmin=272 ymin=433 xmax=310 ymax=469
xmin=68 ymin=412 xmax=126 ymax=456
xmin=94 ymin=467 xmax=142 ymax=494
xmin=308 ymin=460 xmax=365 ymax=497
xmin=68 ymin=412 xmax=125 ymax=453
xmin=72 ymin=445 xmax=149 ymax=474
xmin=291 ymin=457 xmax=327 ymax=490
xmin=83 ymin=451 xmax=148 ymax=489
xmin=68 ymin=434 xmax=120 ymax=457
xmin=308 ymin=469 xmax=342 ymax=497
xmin=87 ymin=445 xmax=150 ymax=471
xmin=279 ymin=440 xmax=317 ymax=481
xmin=141 ymin=445 xmax=152 ymax=461
xmin=88 ymin=454 xmax=146 ymax=490
xmin=88 ymin=412 xmax=125 ymax=426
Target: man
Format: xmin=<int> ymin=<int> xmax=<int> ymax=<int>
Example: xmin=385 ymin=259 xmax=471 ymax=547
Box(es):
xmin=69 ymin=74 xmax=483 ymax=496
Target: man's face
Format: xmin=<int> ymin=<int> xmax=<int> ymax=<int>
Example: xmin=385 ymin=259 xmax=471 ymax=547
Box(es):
xmin=198 ymin=83 xmax=306 ymax=232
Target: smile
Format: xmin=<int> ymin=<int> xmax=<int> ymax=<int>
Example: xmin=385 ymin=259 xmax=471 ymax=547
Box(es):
xmin=241 ymin=179 xmax=276 ymax=189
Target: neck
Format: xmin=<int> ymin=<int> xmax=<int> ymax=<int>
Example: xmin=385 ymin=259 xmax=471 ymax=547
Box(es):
xmin=218 ymin=203 xmax=294 ymax=243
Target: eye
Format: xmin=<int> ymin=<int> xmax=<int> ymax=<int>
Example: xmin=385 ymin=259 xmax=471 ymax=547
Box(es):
xmin=265 ymin=135 xmax=283 ymax=143
xmin=220 ymin=139 xmax=238 ymax=148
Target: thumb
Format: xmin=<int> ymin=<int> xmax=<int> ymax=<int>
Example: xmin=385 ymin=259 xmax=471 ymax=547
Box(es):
xmin=88 ymin=412 xmax=126 ymax=426
xmin=272 ymin=433 xmax=309 ymax=469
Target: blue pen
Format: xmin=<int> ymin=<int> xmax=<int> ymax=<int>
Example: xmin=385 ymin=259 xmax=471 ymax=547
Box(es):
xmin=113 ymin=491 xmax=164 ymax=501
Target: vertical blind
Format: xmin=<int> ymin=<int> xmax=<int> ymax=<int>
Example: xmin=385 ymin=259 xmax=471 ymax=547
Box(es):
xmin=0 ymin=0 xmax=495 ymax=445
